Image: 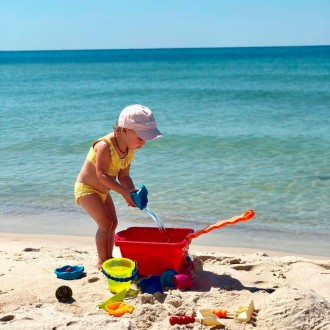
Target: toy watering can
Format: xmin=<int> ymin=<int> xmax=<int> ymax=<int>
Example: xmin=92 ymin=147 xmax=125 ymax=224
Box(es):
xmin=131 ymin=185 xmax=148 ymax=210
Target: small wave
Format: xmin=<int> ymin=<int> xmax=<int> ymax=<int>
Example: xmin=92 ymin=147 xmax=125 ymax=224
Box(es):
xmin=310 ymin=175 xmax=330 ymax=181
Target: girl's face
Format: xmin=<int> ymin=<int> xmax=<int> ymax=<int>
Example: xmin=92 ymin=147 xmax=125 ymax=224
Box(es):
xmin=123 ymin=129 xmax=145 ymax=149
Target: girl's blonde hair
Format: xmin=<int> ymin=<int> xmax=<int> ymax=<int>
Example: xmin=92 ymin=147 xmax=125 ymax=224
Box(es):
xmin=113 ymin=121 xmax=121 ymax=133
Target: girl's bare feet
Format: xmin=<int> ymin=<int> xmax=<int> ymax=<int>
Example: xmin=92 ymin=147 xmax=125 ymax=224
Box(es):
xmin=96 ymin=256 xmax=113 ymax=270
xmin=95 ymin=261 xmax=103 ymax=270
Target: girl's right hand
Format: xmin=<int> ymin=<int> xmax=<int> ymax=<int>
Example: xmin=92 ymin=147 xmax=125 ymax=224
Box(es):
xmin=122 ymin=188 xmax=137 ymax=208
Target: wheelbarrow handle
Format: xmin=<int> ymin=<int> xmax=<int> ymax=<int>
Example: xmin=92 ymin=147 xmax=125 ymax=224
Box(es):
xmin=186 ymin=209 xmax=255 ymax=242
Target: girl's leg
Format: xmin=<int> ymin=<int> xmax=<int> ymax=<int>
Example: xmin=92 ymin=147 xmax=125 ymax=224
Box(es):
xmin=78 ymin=193 xmax=117 ymax=269
xmin=104 ymin=194 xmax=118 ymax=259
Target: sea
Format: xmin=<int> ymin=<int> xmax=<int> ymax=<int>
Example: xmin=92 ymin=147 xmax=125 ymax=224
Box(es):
xmin=0 ymin=46 xmax=329 ymax=257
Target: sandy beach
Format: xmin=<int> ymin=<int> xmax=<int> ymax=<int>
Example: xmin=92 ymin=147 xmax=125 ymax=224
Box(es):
xmin=0 ymin=232 xmax=329 ymax=330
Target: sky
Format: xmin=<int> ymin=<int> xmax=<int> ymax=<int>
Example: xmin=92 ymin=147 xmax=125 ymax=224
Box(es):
xmin=0 ymin=0 xmax=329 ymax=51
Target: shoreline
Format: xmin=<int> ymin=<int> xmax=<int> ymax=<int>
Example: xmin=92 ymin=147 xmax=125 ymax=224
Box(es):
xmin=1 ymin=208 xmax=329 ymax=258
xmin=0 ymin=231 xmax=327 ymax=260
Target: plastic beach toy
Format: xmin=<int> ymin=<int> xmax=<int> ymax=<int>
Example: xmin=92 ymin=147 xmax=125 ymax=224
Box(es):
xmin=99 ymin=289 xmax=126 ymax=311
xmin=106 ymin=302 xmax=135 ymax=317
xmin=131 ymin=184 xmax=148 ymax=210
xmin=169 ymin=313 xmax=224 ymax=327
xmin=138 ymin=275 xmax=163 ymax=294
xmin=114 ymin=211 xmax=254 ymax=277
xmin=173 ymin=273 xmax=192 ymax=289
xmin=169 ymin=316 xmax=195 ymax=326
xmin=186 ymin=209 xmax=255 ymax=242
xmin=196 ymin=309 xmax=225 ymax=326
xmin=212 ymin=300 xmax=255 ymax=322
xmin=114 ymin=227 xmax=194 ymax=276
xmin=54 ymin=265 xmax=84 ymax=280
xmin=160 ymin=269 xmax=177 ymax=288
xmin=101 ymin=258 xmax=138 ymax=293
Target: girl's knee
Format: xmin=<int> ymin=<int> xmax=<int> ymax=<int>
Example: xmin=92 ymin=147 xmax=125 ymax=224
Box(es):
xmin=98 ymin=217 xmax=117 ymax=232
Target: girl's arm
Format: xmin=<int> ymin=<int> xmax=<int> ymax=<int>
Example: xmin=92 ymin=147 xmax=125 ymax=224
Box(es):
xmin=94 ymin=142 xmax=135 ymax=206
xmin=118 ymin=165 xmax=135 ymax=190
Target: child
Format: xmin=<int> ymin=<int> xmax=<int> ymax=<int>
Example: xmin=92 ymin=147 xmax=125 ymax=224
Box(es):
xmin=75 ymin=104 xmax=162 ymax=269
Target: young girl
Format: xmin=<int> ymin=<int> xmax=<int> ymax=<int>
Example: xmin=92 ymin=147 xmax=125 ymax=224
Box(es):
xmin=75 ymin=104 xmax=162 ymax=269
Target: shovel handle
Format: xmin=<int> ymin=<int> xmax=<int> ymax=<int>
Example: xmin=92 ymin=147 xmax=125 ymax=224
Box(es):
xmin=186 ymin=209 xmax=255 ymax=242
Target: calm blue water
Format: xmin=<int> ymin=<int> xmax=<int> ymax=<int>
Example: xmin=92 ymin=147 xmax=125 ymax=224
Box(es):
xmin=1 ymin=46 xmax=329 ymax=256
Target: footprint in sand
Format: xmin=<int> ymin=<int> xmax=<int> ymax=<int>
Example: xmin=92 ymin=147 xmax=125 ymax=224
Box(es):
xmin=73 ymin=250 xmax=88 ymax=254
xmin=231 ymin=264 xmax=256 ymax=271
xmin=66 ymin=321 xmax=77 ymax=326
xmin=229 ymin=258 xmax=242 ymax=264
xmin=23 ymin=248 xmax=40 ymax=252
xmin=0 ymin=315 xmax=15 ymax=322
xmin=88 ymin=277 xmax=99 ymax=283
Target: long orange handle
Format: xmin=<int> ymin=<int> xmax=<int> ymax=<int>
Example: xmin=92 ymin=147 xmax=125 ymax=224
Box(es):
xmin=186 ymin=209 xmax=255 ymax=242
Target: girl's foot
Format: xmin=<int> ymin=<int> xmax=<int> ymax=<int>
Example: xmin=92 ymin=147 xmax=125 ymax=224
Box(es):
xmin=95 ymin=261 xmax=103 ymax=270
xmin=95 ymin=256 xmax=114 ymax=270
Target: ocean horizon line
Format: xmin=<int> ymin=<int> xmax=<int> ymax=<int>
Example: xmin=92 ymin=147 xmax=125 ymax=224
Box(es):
xmin=1 ymin=44 xmax=329 ymax=53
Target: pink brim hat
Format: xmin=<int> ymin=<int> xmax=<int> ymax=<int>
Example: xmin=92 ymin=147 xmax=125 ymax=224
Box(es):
xmin=118 ymin=104 xmax=162 ymax=141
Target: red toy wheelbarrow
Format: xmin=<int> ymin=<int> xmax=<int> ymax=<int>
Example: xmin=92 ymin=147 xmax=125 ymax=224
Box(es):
xmin=115 ymin=210 xmax=255 ymax=276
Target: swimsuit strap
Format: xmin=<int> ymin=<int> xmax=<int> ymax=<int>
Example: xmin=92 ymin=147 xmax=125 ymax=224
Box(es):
xmin=92 ymin=136 xmax=112 ymax=149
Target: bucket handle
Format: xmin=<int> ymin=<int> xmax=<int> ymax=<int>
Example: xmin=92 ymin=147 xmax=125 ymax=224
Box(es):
xmin=186 ymin=209 xmax=255 ymax=242
xmin=101 ymin=261 xmax=138 ymax=282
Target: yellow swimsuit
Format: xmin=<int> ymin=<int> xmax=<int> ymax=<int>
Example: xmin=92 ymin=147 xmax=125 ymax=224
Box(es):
xmin=75 ymin=136 xmax=134 ymax=205
xmin=87 ymin=137 xmax=134 ymax=176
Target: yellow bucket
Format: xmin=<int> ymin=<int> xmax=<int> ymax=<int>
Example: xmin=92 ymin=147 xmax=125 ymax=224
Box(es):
xmin=101 ymin=258 xmax=137 ymax=293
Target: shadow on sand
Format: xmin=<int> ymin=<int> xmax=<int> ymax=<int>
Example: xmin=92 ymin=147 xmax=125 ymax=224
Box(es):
xmin=191 ymin=270 xmax=275 ymax=294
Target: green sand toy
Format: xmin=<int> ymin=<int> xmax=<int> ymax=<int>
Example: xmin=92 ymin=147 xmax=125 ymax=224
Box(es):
xmin=99 ymin=289 xmax=126 ymax=310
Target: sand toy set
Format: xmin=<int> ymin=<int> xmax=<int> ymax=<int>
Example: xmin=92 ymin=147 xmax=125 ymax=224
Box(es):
xmin=96 ymin=185 xmax=256 ymax=324
xmin=54 ymin=184 xmax=256 ymax=325
xmin=106 ymin=206 xmax=254 ymax=295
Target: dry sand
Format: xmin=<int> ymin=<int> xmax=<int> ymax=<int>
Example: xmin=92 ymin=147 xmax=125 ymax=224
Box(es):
xmin=0 ymin=233 xmax=329 ymax=330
